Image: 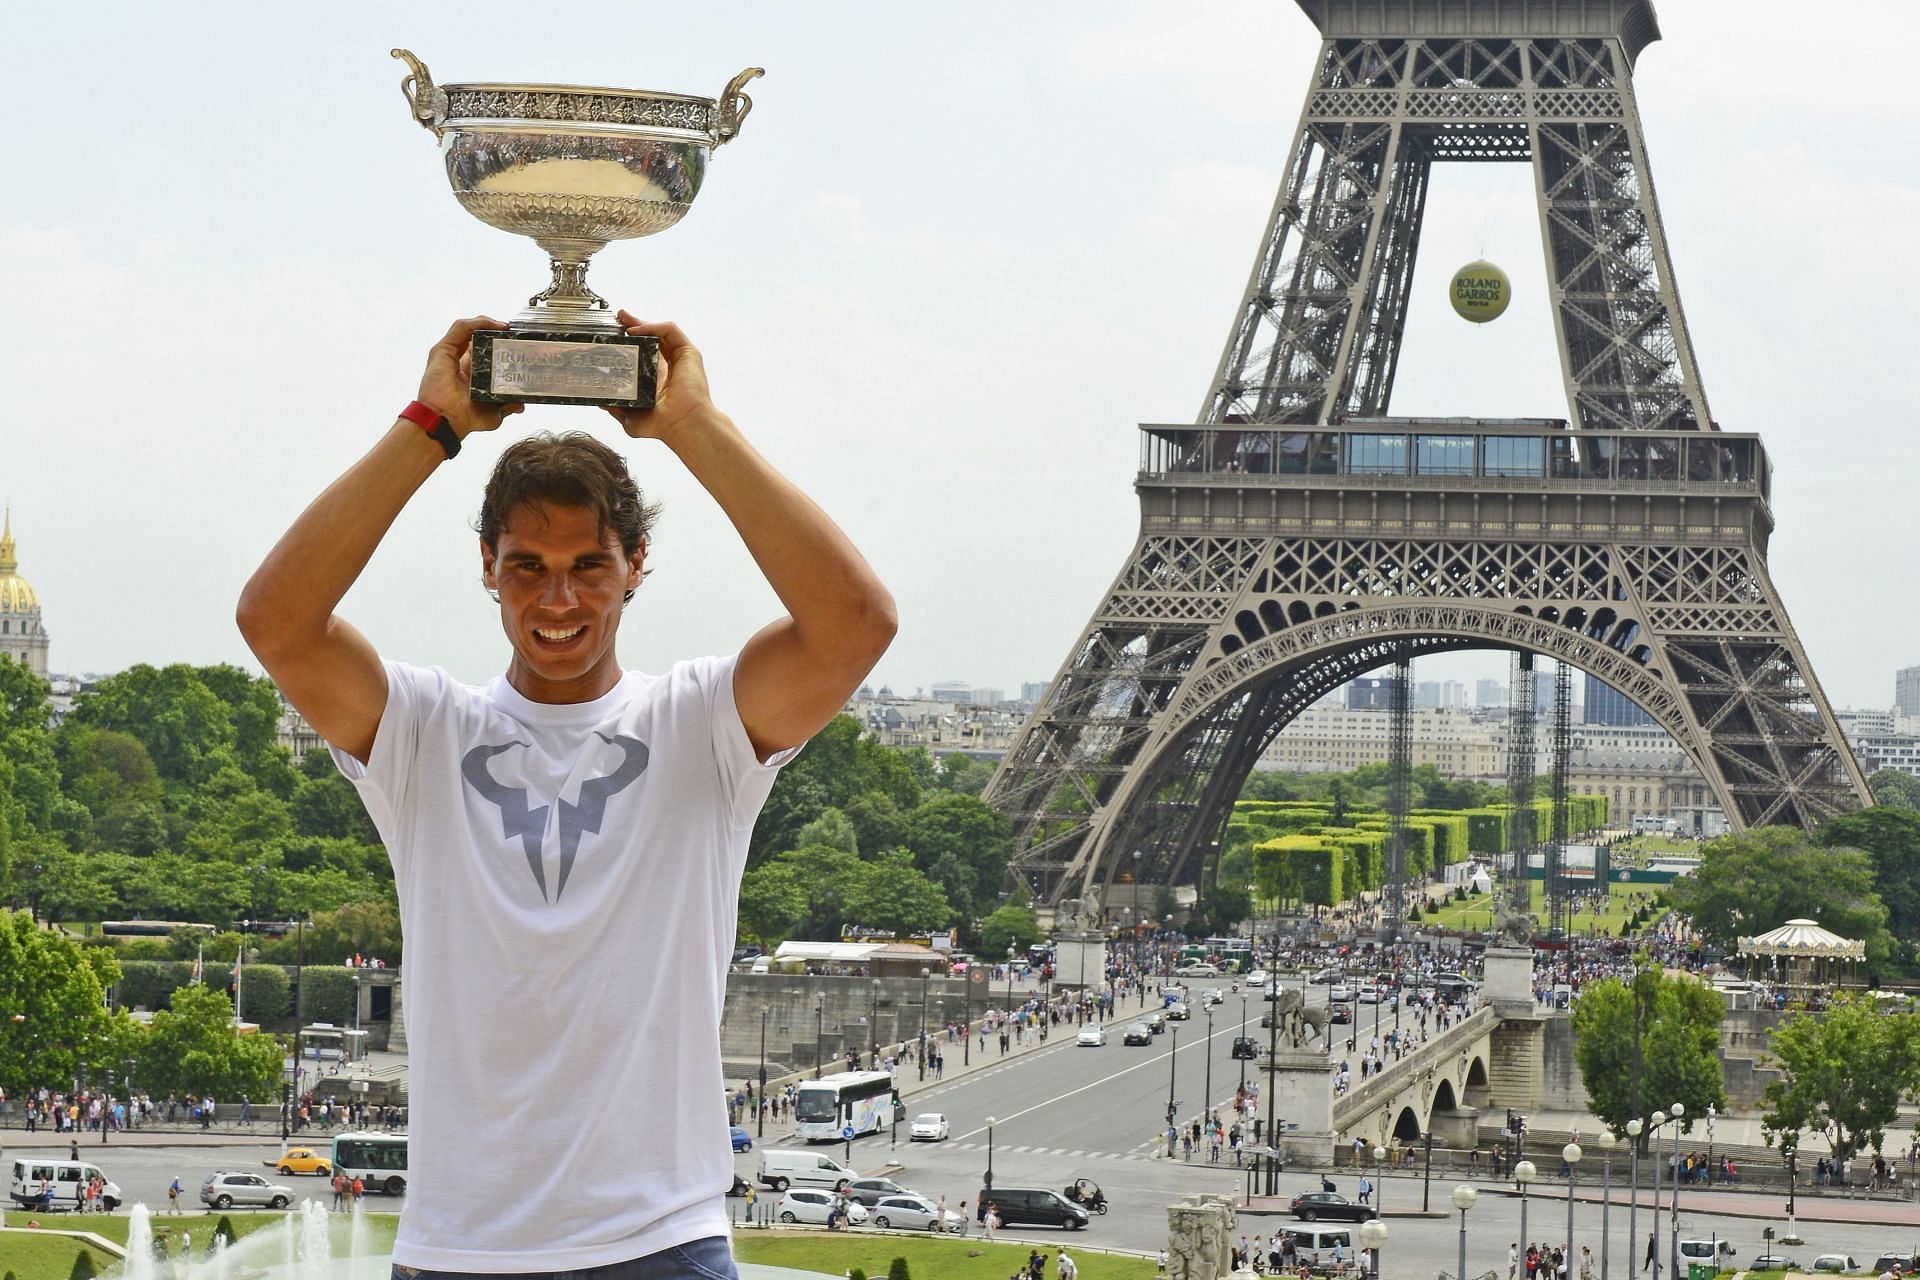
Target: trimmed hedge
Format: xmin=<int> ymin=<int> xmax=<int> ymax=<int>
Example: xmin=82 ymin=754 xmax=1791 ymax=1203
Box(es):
xmin=238 ymin=964 xmax=292 ymax=1022
xmin=299 ymin=966 xmax=358 ymax=1024
xmin=116 ymin=960 xmax=195 ymax=1012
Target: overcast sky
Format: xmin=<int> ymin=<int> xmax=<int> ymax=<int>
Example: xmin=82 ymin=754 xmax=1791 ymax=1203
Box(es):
xmin=3 ymin=2 xmax=1914 ymax=712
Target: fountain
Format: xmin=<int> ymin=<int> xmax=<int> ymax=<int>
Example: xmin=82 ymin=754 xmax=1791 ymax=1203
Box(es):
xmin=108 ymin=1200 xmax=393 ymax=1279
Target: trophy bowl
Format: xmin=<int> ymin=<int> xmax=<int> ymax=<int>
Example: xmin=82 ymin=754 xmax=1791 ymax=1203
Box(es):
xmin=394 ymin=50 xmax=761 ymax=406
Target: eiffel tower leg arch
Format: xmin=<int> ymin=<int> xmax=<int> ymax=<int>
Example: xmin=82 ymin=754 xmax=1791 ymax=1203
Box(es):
xmin=1041 ymin=597 xmax=1831 ymax=908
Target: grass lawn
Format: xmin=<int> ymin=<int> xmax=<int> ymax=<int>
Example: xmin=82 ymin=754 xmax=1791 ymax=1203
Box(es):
xmin=733 ymin=1230 xmax=1155 ymax=1280
xmin=1 ymin=1209 xmax=399 ymax=1275
xmin=1419 ymin=881 xmax=1640 ymax=937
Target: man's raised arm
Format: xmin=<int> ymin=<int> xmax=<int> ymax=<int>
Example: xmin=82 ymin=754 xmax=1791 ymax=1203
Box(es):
xmin=236 ymin=317 xmax=519 ymax=763
xmin=608 ymin=312 xmax=896 ymax=760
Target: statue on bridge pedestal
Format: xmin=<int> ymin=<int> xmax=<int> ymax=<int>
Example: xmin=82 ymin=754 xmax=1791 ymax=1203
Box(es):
xmin=1492 ymin=899 xmax=1538 ymax=948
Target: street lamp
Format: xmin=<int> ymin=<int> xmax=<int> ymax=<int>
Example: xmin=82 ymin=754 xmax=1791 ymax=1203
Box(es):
xmin=1166 ymin=1021 xmax=1180 ymax=1126
xmin=1238 ymin=993 xmax=1249 ymax=1094
xmin=1626 ymin=1118 xmax=1644 ymax=1280
xmin=1452 ymin=1184 xmax=1478 ymax=1280
xmin=1563 ymin=1142 xmax=1583 ymax=1271
xmin=1515 ymin=1159 xmax=1537 ymax=1261
xmin=813 ymin=997 xmax=825 ymax=1080
xmin=1666 ymin=1102 xmax=1685 ymax=1280
xmin=1372 ymin=1144 xmax=1387 ymax=1214
xmin=1358 ymin=1216 xmax=1388 ymax=1279
xmin=1597 ymin=1130 xmax=1617 ymax=1280
xmin=868 ymin=978 xmax=883 ymax=1066
xmin=1006 ymin=945 xmax=1017 ymax=1018
xmin=918 ymin=967 xmax=932 ymax=1081
xmin=985 ymin=1115 xmax=998 ymax=1193
xmin=1203 ymin=1005 xmax=1214 ymax=1126
xmin=757 ymin=1005 xmax=773 ymax=1138
xmin=99 ymin=1067 xmax=111 ymax=1145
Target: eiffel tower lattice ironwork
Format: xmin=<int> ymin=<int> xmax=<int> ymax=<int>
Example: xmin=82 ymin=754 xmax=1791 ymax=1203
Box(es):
xmin=984 ymin=0 xmax=1869 ymax=907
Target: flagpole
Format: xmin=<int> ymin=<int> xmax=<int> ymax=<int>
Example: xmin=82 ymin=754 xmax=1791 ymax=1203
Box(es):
xmin=235 ymin=944 xmax=244 ymax=1028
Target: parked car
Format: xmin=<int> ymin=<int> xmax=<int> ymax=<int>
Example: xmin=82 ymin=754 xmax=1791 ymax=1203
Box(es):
xmin=1871 ymin=1254 xmax=1920 ymax=1275
xmin=775 ymin=1188 xmax=868 ymax=1226
xmin=909 ymin=1113 xmax=950 ymax=1142
xmin=1122 ymin=1022 xmax=1155 ymax=1045
xmin=1810 ymin=1256 xmax=1857 ymax=1273
xmin=201 ymin=1171 xmax=296 ymax=1210
xmin=1288 ymin=1191 xmax=1375 ymax=1223
xmin=871 ymin=1194 xmax=966 ymax=1233
xmin=843 ymin=1177 xmax=913 ymax=1207
xmin=1076 ymin=1025 xmax=1107 ymax=1046
xmin=1748 ymin=1255 xmax=1799 ymax=1272
xmin=268 ymin=1147 xmax=332 ymax=1177
xmin=977 ymin=1186 xmax=1089 ymax=1230
xmin=729 ymin=1125 xmax=753 ymax=1152
xmin=1166 ymin=1001 xmax=1192 ymax=1021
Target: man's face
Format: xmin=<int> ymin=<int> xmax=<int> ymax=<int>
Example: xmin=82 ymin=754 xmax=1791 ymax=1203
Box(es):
xmin=481 ymin=502 xmax=644 ymax=703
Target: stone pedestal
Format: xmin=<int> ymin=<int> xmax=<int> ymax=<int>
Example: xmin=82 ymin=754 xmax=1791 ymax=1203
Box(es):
xmin=1263 ymin=1048 xmax=1335 ymax=1166
xmin=1167 ymin=1193 xmax=1237 ymax=1280
xmin=1052 ymin=932 xmax=1109 ymax=991
xmin=1482 ymin=944 xmax=1535 ymax=1011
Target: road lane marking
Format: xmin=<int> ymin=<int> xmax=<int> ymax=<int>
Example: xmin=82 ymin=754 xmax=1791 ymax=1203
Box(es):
xmin=951 ymin=1030 xmax=1220 ymax=1143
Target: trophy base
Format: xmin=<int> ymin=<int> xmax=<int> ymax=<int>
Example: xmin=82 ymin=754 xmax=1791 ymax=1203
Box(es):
xmin=469 ymin=330 xmax=658 ymax=408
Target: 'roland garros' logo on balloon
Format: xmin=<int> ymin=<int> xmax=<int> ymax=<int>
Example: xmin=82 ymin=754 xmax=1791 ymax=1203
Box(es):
xmin=1450 ymin=260 xmax=1512 ymax=323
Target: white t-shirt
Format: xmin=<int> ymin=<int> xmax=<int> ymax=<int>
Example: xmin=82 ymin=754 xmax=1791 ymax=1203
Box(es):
xmin=335 ymin=654 xmax=788 ymax=1271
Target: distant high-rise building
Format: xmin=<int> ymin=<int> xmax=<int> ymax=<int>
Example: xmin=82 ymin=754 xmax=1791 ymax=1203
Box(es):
xmin=972 ymin=687 xmax=1005 ymax=707
xmin=1585 ymin=673 xmax=1655 ymax=726
xmin=1475 ymin=678 xmax=1506 ymax=708
xmin=1346 ymin=678 xmax=1394 ymax=710
xmin=1414 ymin=680 xmax=1442 ymax=708
xmin=1897 ymin=666 xmax=1920 ymax=719
xmin=930 ymin=681 xmax=972 ymax=704
xmin=1021 ymin=681 xmax=1051 ymax=704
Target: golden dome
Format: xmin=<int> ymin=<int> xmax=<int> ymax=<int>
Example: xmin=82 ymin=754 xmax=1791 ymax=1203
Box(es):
xmin=0 ymin=508 xmax=40 ymax=613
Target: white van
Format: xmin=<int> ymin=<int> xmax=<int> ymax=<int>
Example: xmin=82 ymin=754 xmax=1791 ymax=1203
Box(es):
xmin=9 ymin=1158 xmax=123 ymax=1211
xmin=757 ymin=1149 xmax=854 ymax=1192
xmin=1285 ymin=1225 xmax=1355 ymax=1266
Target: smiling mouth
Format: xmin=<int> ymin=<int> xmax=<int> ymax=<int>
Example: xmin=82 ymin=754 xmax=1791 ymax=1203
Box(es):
xmin=533 ymin=625 xmax=586 ymax=646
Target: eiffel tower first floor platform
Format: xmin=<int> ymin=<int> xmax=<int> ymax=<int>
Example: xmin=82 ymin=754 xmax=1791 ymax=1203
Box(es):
xmin=983 ymin=418 xmax=1869 ymax=905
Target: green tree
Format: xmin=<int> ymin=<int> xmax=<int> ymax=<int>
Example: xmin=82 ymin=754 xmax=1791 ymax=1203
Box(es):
xmin=750 ymin=717 xmax=925 ymax=864
xmin=1570 ymin=965 xmax=1727 ymax=1145
xmin=841 ymin=851 xmax=952 ymax=933
xmin=905 ymin=792 xmax=1012 ymax=914
xmin=298 ymin=900 xmax=403 ymax=965
xmin=290 ymin=772 xmax=379 ymax=844
xmin=796 ymin=809 xmax=859 ymax=856
xmin=1817 ymin=808 xmax=1920 ymax=971
xmin=1205 ymin=881 xmax=1252 ymax=931
xmin=1867 ymin=768 xmax=1920 ymax=810
xmin=844 ymin=793 xmax=910 ymax=859
xmin=68 ymin=664 xmax=238 ymax=790
xmin=137 ymin=982 xmax=284 ymax=1099
xmin=738 ymin=864 xmax=806 ymax=946
xmin=1667 ymin=827 xmax=1891 ymax=966
xmin=0 ymin=908 xmax=128 ymax=1096
xmin=1760 ymin=995 xmax=1920 ymax=1162
xmin=934 ymin=753 xmax=991 ymax=797
xmin=978 ymin=904 xmax=1041 ymax=958
xmin=770 ymin=845 xmax=866 ymax=939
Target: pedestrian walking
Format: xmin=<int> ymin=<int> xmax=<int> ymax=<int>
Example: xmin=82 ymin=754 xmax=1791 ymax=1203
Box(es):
xmin=168 ymin=1176 xmax=182 ymax=1214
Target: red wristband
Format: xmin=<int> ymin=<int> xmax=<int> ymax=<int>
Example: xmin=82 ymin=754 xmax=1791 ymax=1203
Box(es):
xmin=398 ymin=400 xmax=460 ymax=459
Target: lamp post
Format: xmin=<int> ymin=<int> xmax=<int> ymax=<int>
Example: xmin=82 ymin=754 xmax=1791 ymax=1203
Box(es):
xmin=1667 ymin=1102 xmax=1685 ymax=1280
xmin=1453 ymin=1184 xmax=1478 ymax=1280
xmin=813 ymin=997 xmax=825 ymax=1080
xmin=963 ymin=961 xmax=973 ymax=1067
xmin=918 ymin=967 xmax=932 ymax=1081
xmin=1358 ymin=1216 xmax=1388 ymax=1279
xmin=1597 ymin=1129 xmax=1617 ymax=1280
xmin=1563 ymin=1142 xmax=1583 ymax=1270
xmin=1373 ymin=1144 xmax=1387 ymax=1214
xmin=1626 ymin=1118 xmax=1644 ymax=1280
xmin=1238 ymin=993 xmax=1249 ymax=1094
xmin=1006 ymin=945 xmax=1017 ymax=1019
xmin=1166 ymin=1021 xmax=1180 ymax=1127
xmin=869 ymin=978 xmax=883 ymax=1067
xmin=757 ymin=1005 xmax=772 ymax=1138
xmin=985 ymin=1115 xmax=998 ymax=1194
xmin=1203 ymin=1005 xmax=1214 ymax=1123
xmin=1515 ymin=1159 xmax=1537 ymax=1260
xmin=99 ymin=1067 xmax=111 ymax=1145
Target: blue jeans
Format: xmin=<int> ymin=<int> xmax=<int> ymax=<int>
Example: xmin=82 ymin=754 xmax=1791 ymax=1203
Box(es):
xmin=391 ymin=1235 xmax=737 ymax=1280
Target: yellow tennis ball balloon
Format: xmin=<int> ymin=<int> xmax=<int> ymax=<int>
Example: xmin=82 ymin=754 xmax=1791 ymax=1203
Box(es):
xmin=1450 ymin=260 xmax=1512 ymax=323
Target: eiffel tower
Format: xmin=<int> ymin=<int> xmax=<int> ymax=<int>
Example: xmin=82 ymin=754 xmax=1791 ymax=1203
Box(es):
xmin=985 ymin=0 xmax=1869 ymax=906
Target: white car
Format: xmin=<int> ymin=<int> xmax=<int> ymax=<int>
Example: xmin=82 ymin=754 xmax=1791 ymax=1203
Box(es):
xmin=871 ymin=1194 xmax=967 ymax=1233
xmin=1356 ymin=984 xmax=1383 ymax=1004
xmin=1329 ymin=982 xmax=1353 ymax=1002
xmin=201 ymin=1171 xmax=296 ymax=1210
xmin=909 ymin=1113 xmax=950 ymax=1142
xmin=1245 ymin=970 xmax=1268 ymax=986
xmin=1175 ymin=962 xmax=1221 ymax=977
xmin=1201 ymin=988 xmax=1225 ymax=1007
xmin=775 ymin=1188 xmax=869 ymax=1226
xmin=1076 ymin=1025 xmax=1107 ymax=1046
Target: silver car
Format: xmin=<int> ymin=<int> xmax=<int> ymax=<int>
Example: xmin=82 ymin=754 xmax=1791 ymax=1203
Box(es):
xmin=201 ymin=1170 xmax=296 ymax=1209
xmin=871 ymin=1194 xmax=966 ymax=1233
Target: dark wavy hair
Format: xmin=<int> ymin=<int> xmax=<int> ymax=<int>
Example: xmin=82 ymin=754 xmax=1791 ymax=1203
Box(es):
xmin=476 ymin=432 xmax=660 ymax=602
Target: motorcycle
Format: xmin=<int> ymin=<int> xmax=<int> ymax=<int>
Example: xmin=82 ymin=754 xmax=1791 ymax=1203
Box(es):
xmin=1064 ymin=1177 xmax=1108 ymax=1215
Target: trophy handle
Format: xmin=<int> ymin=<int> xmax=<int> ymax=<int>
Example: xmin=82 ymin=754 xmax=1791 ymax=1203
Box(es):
xmin=713 ymin=67 xmax=764 ymax=146
xmin=391 ymin=48 xmax=447 ymax=139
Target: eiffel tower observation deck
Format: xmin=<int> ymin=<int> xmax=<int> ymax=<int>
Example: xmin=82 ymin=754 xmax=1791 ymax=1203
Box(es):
xmin=984 ymin=0 xmax=1870 ymax=906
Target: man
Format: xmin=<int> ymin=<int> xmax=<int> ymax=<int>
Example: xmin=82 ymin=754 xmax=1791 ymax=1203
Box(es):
xmin=237 ymin=314 xmax=894 ymax=1275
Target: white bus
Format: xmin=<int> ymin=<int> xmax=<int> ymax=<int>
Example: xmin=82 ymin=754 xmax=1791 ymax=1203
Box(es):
xmin=793 ymin=1070 xmax=901 ymax=1143
xmin=330 ymin=1131 xmax=409 ymax=1196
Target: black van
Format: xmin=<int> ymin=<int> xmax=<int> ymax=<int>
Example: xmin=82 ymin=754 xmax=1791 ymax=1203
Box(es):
xmin=978 ymin=1187 xmax=1090 ymax=1230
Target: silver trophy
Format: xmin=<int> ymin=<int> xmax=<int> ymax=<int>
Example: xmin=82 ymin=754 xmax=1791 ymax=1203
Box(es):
xmin=393 ymin=50 xmax=761 ymax=407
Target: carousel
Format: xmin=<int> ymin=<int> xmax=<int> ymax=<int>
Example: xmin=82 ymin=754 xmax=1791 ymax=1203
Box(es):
xmin=1737 ymin=918 xmax=1866 ymax=1006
